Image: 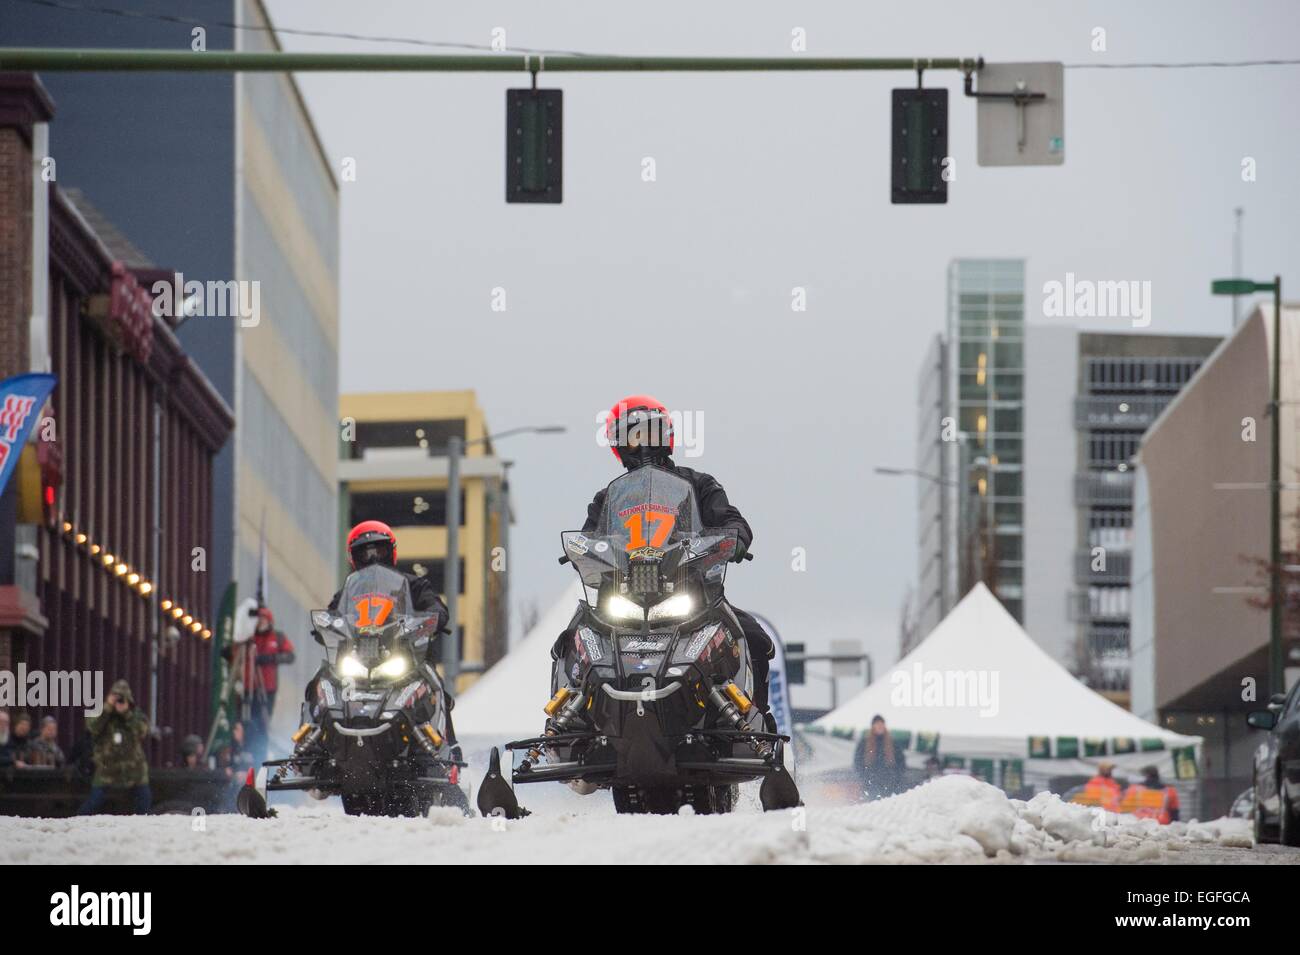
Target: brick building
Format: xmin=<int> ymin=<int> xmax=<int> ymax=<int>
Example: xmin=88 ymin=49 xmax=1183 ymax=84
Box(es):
xmin=0 ymin=73 xmax=233 ymax=763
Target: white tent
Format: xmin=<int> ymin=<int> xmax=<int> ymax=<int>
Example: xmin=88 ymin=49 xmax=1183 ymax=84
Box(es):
xmin=801 ymin=584 xmax=1201 ymax=784
xmin=454 ymin=581 xmax=584 ymax=739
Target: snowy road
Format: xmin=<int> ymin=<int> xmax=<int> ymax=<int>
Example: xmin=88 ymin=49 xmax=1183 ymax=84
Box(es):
xmin=3 ymin=774 xmax=1296 ymax=865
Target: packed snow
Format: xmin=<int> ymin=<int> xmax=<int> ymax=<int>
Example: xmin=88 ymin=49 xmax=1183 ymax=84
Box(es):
xmin=2 ymin=773 xmax=1281 ymax=866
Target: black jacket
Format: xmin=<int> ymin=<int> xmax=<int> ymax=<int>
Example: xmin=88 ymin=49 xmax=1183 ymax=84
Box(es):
xmin=582 ymin=463 xmax=753 ymax=551
xmin=329 ymin=570 xmax=449 ymax=631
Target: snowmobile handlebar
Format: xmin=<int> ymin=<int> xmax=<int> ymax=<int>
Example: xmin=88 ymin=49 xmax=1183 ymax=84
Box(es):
xmin=560 ymin=550 xmax=752 ymax=566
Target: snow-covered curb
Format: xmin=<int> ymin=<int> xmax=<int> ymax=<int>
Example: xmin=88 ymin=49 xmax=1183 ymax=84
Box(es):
xmin=0 ymin=775 xmax=1256 ymax=865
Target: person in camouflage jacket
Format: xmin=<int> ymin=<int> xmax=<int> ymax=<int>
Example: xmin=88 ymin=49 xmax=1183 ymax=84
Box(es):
xmin=77 ymin=679 xmax=152 ymax=814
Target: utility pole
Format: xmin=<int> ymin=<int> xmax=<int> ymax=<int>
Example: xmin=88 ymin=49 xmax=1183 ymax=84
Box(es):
xmin=1232 ymin=208 xmax=1244 ymax=327
xmin=444 ymin=434 xmax=462 ymax=687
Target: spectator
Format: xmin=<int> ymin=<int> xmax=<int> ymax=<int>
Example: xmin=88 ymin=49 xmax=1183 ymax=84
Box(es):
xmin=180 ymin=734 xmax=206 ymax=770
xmin=10 ymin=711 xmax=33 ymax=767
xmin=1076 ymin=761 xmax=1121 ymax=812
xmin=250 ymin=607 xmax=294 ymax=763
xmin=858 ymin=714 xmax=906 ymax=799
xmin=1119 ymin=764 xmax=1181 ymax=824
xmin=0 ymin=709 xmax=13 ymax=768
xmin=24 ymin=715 xmax=65 ymax=769
xmin=923 ymin=756 xmax=943 ymax=780
xmin=77 ymin=679 xmax=152 ymax=815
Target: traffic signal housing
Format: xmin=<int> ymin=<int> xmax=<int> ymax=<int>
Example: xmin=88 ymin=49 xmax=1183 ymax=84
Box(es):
xmin=891 ymin=88 xmax=948 ymax=204
xmin=506 ymin=88 xmax=563 ymax=203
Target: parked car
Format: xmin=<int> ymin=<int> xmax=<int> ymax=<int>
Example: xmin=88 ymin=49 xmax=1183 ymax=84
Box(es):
xmin=1246 ymin=686 xmax=1300 ymax=846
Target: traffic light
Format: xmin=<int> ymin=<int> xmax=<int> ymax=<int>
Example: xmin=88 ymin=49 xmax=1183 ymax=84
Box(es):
xmin=506 ymin=88 xmax=563 ymax=203
xmin=786 ymin=642 xmax=806 ymax=685
xmin=891 ymin=88 xmax=948 ymax=204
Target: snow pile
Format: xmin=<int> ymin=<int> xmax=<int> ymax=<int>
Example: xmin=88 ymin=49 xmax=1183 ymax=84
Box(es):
xmin=0 ymin=775 xmax=1260 ymax=865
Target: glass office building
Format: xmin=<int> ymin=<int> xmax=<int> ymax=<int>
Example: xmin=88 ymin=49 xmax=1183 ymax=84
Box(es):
xmin=949 ymin=259 xmax=1027 ymax=623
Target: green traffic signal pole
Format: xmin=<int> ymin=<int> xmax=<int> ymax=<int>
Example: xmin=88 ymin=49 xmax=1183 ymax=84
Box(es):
xmin=0 ymin=49 xmax=981 ymax=74
xmin=1213 ymin=277 xmax=1286 ymax=698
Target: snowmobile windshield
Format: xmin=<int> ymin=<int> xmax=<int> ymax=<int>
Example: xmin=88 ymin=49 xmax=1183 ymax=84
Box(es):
xmin=599 ymin=465 xmax=702 ymax=548
xmin=561 ymin=466 xmax=734 ymax=611
xmin=337 ymin=564 xmax=414 ymax=630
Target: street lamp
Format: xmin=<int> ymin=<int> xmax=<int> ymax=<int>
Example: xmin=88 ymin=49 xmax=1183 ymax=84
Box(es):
xmin=444 ymin=425 xmax=566 ymax=687
xmin=873 ymin=465 xmax=956 ymax=487
xmin=1212 ymin=275 xmax=1284 ymax=696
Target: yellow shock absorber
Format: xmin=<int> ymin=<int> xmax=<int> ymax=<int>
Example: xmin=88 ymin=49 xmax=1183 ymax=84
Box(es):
xmin=543 ymin=686 xmax=572 ymax=716
xmin=724 ymin=682 xmax=753 ymax=714
xmin=290 ymin=723 xmax=312 ymax=744
xmin=422 ymin=723 xmax=444 ymax=748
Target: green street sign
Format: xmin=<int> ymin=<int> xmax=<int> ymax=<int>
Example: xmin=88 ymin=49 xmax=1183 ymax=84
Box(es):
xmin=1211 ymin=278 xmax=1269 ymax=295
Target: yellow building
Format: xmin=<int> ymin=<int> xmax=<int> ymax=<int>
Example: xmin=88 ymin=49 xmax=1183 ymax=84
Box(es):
xmin=338 ymin=391 xmax=511 ymax=691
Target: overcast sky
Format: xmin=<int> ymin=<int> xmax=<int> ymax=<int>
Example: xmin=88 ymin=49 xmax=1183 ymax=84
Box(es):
xmin=266 ymin=0 xmax=1300 ymax=704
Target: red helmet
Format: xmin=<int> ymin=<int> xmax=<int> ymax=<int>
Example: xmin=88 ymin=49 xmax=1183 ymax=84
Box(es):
xmin=347 ymin=520 xmax=398 ymax=569
xmin=604 ymin=394 xmax=674 ymax=465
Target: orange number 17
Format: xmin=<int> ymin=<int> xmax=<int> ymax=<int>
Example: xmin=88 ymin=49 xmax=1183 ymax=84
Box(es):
xmin=353 ymin=595 xmax=394 ymax=627
xmin=624 ymin=510 xmax=676 ymax=551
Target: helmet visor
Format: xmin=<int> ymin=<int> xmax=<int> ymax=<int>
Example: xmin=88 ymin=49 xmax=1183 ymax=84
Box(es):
xmin=612 ymin=408 xmax=672 ymax=451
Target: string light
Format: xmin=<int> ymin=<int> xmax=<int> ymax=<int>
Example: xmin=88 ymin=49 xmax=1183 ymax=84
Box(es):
xmin=59 ymin=522 xmax=208 ymax=636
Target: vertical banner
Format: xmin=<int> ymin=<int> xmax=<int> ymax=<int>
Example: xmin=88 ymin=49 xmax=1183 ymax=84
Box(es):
xmin=205 ymin=581 xmax=239 ymax=759
xmin=753 ymin=613 xmax=793 ymax=740
xmin=0 ymin=373 xmax=56 ymax=497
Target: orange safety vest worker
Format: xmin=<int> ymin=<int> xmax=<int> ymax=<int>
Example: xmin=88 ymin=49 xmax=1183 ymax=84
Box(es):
xmin=1078 ymin=774 xmax=1122 ymax=812
xmin=1120 ymin=782 xmax=1180 ymax=824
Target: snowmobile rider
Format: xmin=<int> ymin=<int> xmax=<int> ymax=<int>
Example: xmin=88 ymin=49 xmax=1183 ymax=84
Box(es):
xmin=302 ymin=521 xmax=457 ymax=744
xmin=327 ymin=520 xmax=449 ymax=628
xmin=575 ymin=395 xmax=776 ymax=716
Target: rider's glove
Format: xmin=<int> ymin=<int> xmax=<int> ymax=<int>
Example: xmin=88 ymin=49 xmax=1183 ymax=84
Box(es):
xmin=731 ymin=539 xmax=749 ymax=563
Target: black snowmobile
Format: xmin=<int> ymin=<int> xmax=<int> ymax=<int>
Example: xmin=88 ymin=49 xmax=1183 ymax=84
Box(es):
xmin=237 ymin=564 xmax=468 ymax=818
xmin=477 ymin=465 xmax=801 ymax=817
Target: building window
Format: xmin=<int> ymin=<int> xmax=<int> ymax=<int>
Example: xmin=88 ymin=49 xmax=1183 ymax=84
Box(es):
xmin=347 ymin=419 xmax=466 ymax=458
xmin=350 ymin=490 xmax=465 ymax=528
xmin=397 ymin=558 xmax=466 ymax=596
xmin=1086 ymin=431 xmax=1141 ymax=469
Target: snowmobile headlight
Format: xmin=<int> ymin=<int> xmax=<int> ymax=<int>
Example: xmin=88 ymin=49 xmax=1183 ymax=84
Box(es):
xmin=604 ymin=594 xmax=644 ymax=621
xmin=338 ymin=654 xmax=368 ymax=679
xmin=373 ymin=655 xmax=410 ymax=680
xmin=648 ymin=594 xmax=694 ymax=621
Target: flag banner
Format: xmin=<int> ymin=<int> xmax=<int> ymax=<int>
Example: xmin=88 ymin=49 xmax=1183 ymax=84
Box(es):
xmin=0 ymin=373 xmax=56 ymax=499
xmin=206 ymin=581 xmax=239 ymax=758
xmin=754 ymin=613 xmax=793 ymax=739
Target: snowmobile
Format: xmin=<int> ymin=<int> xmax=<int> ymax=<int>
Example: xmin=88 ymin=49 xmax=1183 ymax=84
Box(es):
xmin=477 ymin=465 xmax=801 ymax=817
xmin=237 ymin=563 xmax=468 ymax=818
